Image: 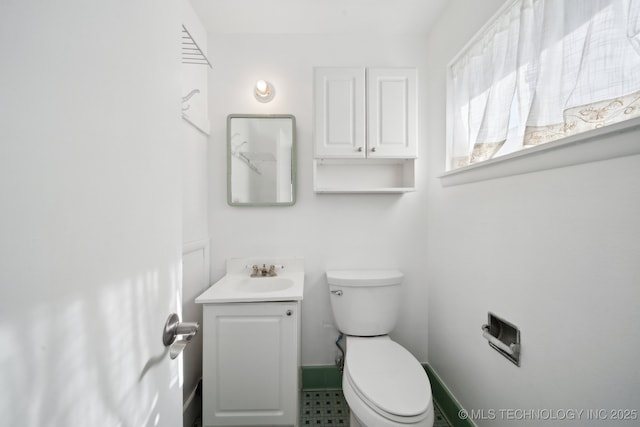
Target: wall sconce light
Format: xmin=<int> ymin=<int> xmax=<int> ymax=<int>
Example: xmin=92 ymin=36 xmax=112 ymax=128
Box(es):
xmin=255 ymin=80 xmax=275 ymax=103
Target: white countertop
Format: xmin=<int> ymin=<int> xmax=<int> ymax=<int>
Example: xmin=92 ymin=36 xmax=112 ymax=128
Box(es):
xmin=195 ymin=257 xmax=304 ymax=304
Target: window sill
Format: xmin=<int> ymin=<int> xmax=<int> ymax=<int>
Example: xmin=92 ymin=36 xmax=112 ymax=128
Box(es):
xmin=439 ymin=117 xmax=640 ymax=186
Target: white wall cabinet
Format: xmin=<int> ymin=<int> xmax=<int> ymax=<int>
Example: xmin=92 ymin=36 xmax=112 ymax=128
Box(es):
xmin=313 ymin=67 xmax=417 ymax=192
xmin=202 ymin=302 xmax=300 ymax=426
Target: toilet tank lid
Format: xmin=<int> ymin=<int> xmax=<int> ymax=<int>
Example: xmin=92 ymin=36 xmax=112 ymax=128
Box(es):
xmin=326 ymin=270 xmax=403 ymax=287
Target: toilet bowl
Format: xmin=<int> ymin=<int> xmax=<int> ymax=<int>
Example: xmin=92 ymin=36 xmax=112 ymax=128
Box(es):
xmin=343 ymin=336 xmax=434 ymax=427
xmin=327 ymin=270 xmax=434 ymax=427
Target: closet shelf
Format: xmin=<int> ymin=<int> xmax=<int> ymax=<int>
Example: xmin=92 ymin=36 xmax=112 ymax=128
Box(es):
xmin=181 ymin=24 xmax=212 ymax=68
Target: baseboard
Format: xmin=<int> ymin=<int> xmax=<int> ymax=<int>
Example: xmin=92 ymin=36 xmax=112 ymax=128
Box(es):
xmin=301 ymin=365 xmax=342 ymax=390
xmin=423 ymin=364 xmax=476 ymax=427
xmin=301 ymin=364 xmax=475 ymax=427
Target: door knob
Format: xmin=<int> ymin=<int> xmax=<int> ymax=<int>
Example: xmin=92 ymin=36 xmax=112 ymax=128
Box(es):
xmin=163 ymin=313 xmax=199 ymax=359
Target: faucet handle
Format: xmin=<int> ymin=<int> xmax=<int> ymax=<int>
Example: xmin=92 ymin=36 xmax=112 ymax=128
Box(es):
xmin=267 ymin=264 xmax=285 ymax=276
xmin=250 ymin=264 xmax=260 ymax=277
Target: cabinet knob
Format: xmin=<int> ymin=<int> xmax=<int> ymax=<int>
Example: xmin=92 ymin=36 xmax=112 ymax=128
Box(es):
xmin=371 ymin=147 xmax=377 ymax=152
xmin=286 ymin=310 xmax=293 ymax=316
xmin=356 ymin=147 xmax=363 ymax=152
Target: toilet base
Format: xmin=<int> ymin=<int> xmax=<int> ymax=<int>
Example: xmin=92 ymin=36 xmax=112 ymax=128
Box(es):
xmin=350 ymin=412 xmax=364 ymax=427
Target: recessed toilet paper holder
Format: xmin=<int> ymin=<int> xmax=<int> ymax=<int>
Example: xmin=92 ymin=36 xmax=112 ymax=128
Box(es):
xmin=163 ymin=313 xmax=199 ymax=360
xmin=482 ymin=312 xmax=521 ymax=366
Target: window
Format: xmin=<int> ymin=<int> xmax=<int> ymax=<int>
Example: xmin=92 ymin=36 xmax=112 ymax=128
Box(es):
xmin=447 ymin=0 xmax=640 ymax=171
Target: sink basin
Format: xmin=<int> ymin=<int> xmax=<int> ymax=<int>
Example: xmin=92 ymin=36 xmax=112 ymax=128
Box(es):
xmin=195 ymin=257 xmax=304 ymax=304
xmin=235 ymin=277 xmax=294 ymax=293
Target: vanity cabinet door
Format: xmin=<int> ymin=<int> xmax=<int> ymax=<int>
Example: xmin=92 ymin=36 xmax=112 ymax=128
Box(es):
xmin=314 ymin=67 xmax=366 ymax=158
xmin=202 ymin=302 xmax=299 ymax=426
xmin=367 ymin=68 xmax=417 ymax=158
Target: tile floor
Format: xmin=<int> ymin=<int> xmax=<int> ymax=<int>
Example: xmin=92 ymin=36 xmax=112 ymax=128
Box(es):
xmin=433 ymin=402 xmax=453 ymax=427
xmin=300 ymin=390 xmax=349 ymax=426
xmin=300 ymin=389 xmax=452 ymax=427
xmin=193 ymin=389 xmax=452 ymax=427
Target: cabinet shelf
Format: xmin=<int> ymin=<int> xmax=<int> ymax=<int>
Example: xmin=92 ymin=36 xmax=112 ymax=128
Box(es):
xmin=315 ymin=187 xmax=415 ymax=194
xmin=313 ymin=158 xmax=416 ymax=193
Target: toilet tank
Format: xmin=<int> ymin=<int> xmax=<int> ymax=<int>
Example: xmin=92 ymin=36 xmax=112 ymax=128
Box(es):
xmin=327 ymin=270 xmax=403 ymax=336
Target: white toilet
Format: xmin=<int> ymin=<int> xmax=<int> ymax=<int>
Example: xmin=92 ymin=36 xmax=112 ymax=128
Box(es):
xmin=327 ymin=270 xmax=434 ymax=427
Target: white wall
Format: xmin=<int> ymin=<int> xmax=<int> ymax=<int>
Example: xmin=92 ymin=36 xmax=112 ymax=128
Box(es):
xmin=0 ymin=1 xmax=184 ymax=426
xmin=207 ymin=34 xmax=431 ymax=365
xmin=425 ymin=1 xmax=640 ymax=425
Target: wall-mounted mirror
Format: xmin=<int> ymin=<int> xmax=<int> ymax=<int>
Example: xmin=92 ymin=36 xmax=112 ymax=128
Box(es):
xmin=227 ymin=114 xmax=296 ymax=206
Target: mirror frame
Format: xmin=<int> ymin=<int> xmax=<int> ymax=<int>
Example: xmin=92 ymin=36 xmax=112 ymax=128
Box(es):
xmin=227 ymin=114 xmax=296 ymax=207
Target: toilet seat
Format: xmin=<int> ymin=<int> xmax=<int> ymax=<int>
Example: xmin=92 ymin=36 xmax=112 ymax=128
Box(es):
xmin=344 ymin=336 xmax=432 ymax=423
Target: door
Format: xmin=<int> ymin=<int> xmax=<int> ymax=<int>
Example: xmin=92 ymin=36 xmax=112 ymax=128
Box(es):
xmin=314 ymin=67 xmax=366 ymax=158
xmin=0 ymin=1 xmax=184 ymax=426
xmin=203 ymin=302 xmax=299 ymax=426
xmin=367 ymin=67 xmax=418 ymax=158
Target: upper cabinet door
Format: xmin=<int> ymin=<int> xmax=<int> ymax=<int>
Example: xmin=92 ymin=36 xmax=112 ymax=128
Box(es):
xmin=314 ymin=67 xmax=366 ymax=158
xmin=367 ymin=68 xmax=417 ymax=158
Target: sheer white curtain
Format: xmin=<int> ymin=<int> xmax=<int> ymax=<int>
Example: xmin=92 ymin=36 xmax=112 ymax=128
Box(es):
xmin=448 ymin=0 xmax=640 ymax=170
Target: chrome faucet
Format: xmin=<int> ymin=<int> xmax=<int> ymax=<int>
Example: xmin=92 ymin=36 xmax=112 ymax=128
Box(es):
xmin=251 ymin=264 xmax=278 ymax=277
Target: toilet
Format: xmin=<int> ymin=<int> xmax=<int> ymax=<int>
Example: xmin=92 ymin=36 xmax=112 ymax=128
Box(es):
xmin=327 ymin=270 xmax=434 ymax=427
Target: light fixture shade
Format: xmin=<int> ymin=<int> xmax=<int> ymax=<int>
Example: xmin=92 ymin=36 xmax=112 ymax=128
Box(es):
xmin=255 ymin=80 xmax=275 ymax=103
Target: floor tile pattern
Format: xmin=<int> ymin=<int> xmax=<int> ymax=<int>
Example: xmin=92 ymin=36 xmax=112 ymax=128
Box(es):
xmin=433 ymin=402 xmax=452 ymax=427
xmin=300 ymin=389 xmax=452 ymax=427
xmin=193 ymin=389 xmax=452 ymax=427
xmin=301 ymin=390 xmax=350 ymax=426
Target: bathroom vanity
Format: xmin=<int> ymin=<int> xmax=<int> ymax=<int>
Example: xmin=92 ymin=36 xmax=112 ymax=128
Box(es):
xmin=195 ymin=258 xmax=304 ymax=427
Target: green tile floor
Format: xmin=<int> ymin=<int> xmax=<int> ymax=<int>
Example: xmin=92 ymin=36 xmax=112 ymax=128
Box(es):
xmin=193 ymin=389 xmax=452 ymax=427
xmin=301 ymin=390 xmax=349 ymax=426
xmin=300 ymin=389 xmax=452 ymax=427
xmin=433 ymin=403 xmax=453 ymax=427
